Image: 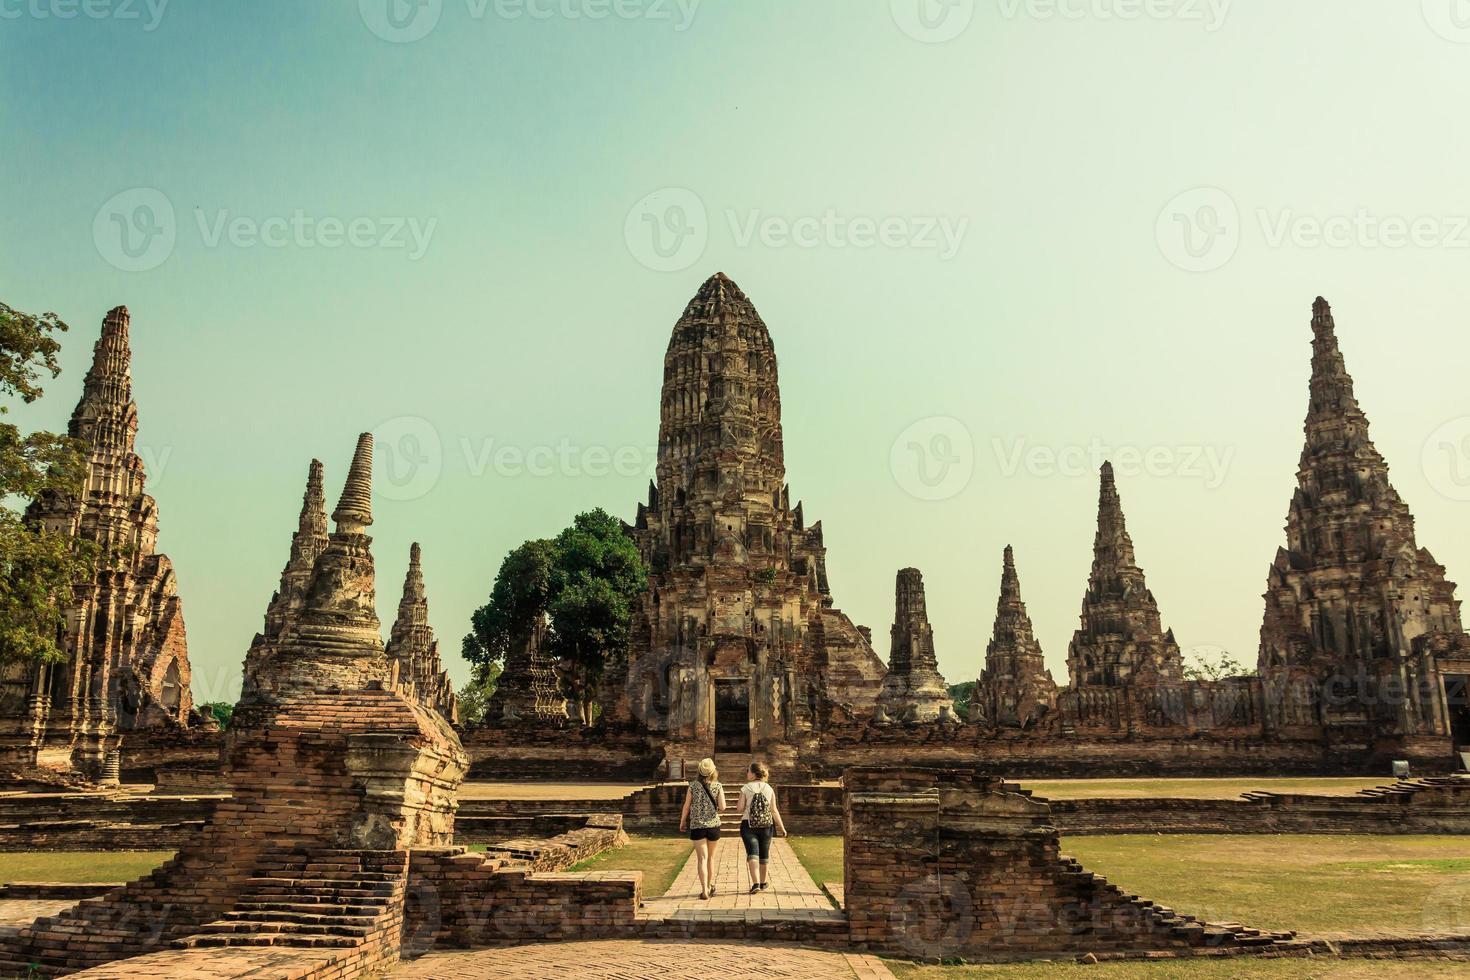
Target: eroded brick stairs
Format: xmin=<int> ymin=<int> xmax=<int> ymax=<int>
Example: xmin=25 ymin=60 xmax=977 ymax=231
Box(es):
xmin=173 ymin=849 xmax=407 ymax=951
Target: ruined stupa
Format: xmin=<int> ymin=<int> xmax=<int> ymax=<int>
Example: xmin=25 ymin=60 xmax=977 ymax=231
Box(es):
xmin=876 ymin=568 xmax=953 ymax=723
xmin=975 ymin=546 xmax=1057 ymax=728
xmin=238 ymin=458 xmax=328 ymax=714
xmin=1066 ymin=462 xmax=1184 ymax=688
xmin=0 ymin=432 xmax=468 ymax=974
xmin=493 ymin=611 xmax=566 ymax=721
xmin=385 ymin=542 xmax=459 ymax=722
xmin=0 ymin=306 xmax=194 ymax=780
xmin=1258 ymin=298 xmax=1470 ymax=746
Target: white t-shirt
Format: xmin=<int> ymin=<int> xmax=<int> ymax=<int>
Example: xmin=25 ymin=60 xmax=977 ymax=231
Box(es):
xmin=739 ymin=780 xmax=775 ymax=823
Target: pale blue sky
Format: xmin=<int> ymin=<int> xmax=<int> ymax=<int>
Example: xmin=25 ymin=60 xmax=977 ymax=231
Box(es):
xmin=4 ymin=1 xmax=1470 ymax=703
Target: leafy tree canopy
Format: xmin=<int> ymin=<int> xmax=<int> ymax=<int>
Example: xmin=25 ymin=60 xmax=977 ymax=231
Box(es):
xmin=0 ymin=302 xmax=95 ymax=667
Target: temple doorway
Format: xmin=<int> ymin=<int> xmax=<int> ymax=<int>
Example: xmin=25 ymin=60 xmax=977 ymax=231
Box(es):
xmin=714 ymin=680 xmax=750 ymax=753
xmin=1445 ymin=675 xmax=1470 ymax=749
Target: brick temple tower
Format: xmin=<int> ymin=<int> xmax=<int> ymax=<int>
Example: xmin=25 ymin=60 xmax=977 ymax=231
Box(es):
xmin=876 ymin=568 xmax=952 ymax=723
xmin=0 ymin=307 xmax=194 ymax=780
xmin=619 ymin=273 xmax=885 ymax=763
xmin=976 ymin=546 xmax=1057 ymax=729
xmin=1258 ymin=298 xmax=1470 ymax=756
xmin=384 ymin=543 xmax=458 ymax=722
xmin=1066 ymin=462 xmax=1184 ymax=689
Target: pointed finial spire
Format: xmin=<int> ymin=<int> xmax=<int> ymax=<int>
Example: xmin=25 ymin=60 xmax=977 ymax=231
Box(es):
xmin=301 ymin=459 xmax=325 ymax=528
xmin=332 ymin=433 xmax=373 ymax=531
xmin=1000 ymin=545 xmax=1020 ymax=599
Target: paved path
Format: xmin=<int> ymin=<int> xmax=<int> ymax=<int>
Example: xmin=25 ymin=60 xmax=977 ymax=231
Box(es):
xmin=393 ymin=940 xmax=893 ymax=978
xmin=0 ymin=898 xmax=76 ymax=927
xmin=642 ymin=836 xmax=833 ymax=915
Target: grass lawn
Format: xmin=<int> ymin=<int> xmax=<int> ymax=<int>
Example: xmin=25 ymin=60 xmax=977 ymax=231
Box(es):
xmin=1064 ymin=834 xmax=1470 ymax=935
xmin=1017 ymin=778 xmax=1391 ymax=800
xmin=567 ymin=833 xmax=688 ymax=897
xmin=788 ymin=835 xmax=843 ymax=888
xmin=1 ymin=851 xmax=173 ymax=883
xmin=789 ymin=834 xmax=1470 ymax=936
xmin=887 ymin=958 xmax=1470 ymax=979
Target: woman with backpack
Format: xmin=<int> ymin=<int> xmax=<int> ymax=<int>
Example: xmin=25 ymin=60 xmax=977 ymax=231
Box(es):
xmin=678 ymin=757 xmax=725 ymax=900
xmin=738 ymin=760 xmax=786 ymax=894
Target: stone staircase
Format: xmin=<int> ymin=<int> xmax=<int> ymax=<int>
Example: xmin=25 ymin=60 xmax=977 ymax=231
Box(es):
xmin=173 ymin=849 xmax=407 ymax=950
xmin=1055 ymin=856 xmax=1295 ymax=950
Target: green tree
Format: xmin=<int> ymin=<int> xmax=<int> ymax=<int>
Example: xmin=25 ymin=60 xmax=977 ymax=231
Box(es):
xmin=455 ymin=662 xmax=503 ymax=727
xmin=547 ymin=508 xmax=647 ymax=726
xmin=1183 ymin=649 xmax=1250 ymax=682
xmin=462 ymin=538 xmax=556 ymax=677
xmin=198 ymin=701 xmax=234 ymax=729
xmin=0 ymin=301 xmax=96 ymax=667
xmin=947 ymin=680 xmax=976 ymax=722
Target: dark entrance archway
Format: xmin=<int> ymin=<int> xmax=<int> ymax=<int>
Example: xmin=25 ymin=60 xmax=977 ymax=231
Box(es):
xmin=1445 ymin=675 xmax=1470 ymax=751
xmin=714 ymin=680 xmax=750 ymax=753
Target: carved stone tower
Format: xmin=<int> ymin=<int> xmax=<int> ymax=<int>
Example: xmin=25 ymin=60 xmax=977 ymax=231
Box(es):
xmin=385 ymin=543 xmax=458 ymax=722
xmin=621 ymin=273 xmax=886 ymax=758
xmin=0 ymin=307 xmax=194 ymax=780
xmin=976 ymin=546 xmax=1057 ymax=728
xmin=1066 ymin=462 xmax=1183 ymax=689
xmin=1258 ymin=298 xmax=1469 ymax=749
xmin=876 ymin=568 xmax=952 ymax=723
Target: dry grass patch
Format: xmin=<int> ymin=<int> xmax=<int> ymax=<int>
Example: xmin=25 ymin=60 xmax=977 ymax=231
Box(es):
xmin=1018 ymin=778 xmax=1391 ymax=800
xmin=1 ymin=851 xmax=173 ymax=883
xmin=888 ymin=958 xmax=1470 ymax=979
xmin=567 ymin=833 xmax=689 ymax=897
xmin=1064 ymin=834 xmax=1470 ymax=935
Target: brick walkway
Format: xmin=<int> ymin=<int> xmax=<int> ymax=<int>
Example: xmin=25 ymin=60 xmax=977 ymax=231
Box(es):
xmin=0 ymin=898 xmax=77 ymax=928
xmin=393 ymin=940 xmax=893 ymax=978
xmin=642 ymin=836 xmax=833 ymax=915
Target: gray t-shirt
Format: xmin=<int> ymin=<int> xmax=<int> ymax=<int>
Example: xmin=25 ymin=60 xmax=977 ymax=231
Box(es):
xmin=687 ymin=779 xmax=723 ymax=829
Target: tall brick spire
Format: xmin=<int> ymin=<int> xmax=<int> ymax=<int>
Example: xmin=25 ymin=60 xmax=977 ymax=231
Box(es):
xmin=1258 ymin=297 xmax=1468 ymax=736
xmin=876 ymin=568 xmax=952 ymax=723
xmin=271 ymin=434 xmax=387 ymax=696
xmin=9 ymin=306 xmax=194 ymax=780
xmin=385 ymin=543 xmax=458 ymax=721
xmin=977 ymin=546 xmax=1055 ymax=728
xmin=1067 ymin=463 xmax=1183 ymax=688
xmin=239 ymin=459 xmax=330 ymax=705
xmin=68 ymin=305 xmax=139 ymax=455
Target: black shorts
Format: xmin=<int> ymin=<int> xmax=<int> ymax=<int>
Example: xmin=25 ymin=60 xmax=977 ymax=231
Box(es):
xmin=688 ymin=826 xmax=721 ymax=841
xmin=740 ymin=821 xmax=773 ymax=860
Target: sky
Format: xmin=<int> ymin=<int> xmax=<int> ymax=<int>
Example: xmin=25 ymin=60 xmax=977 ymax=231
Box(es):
xmin=4 ymin=1 xmax=1470 ymax=705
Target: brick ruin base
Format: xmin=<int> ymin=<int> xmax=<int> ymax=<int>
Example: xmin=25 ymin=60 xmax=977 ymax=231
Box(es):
xmin=842 ymin=767 xmax=1297 ymax=959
